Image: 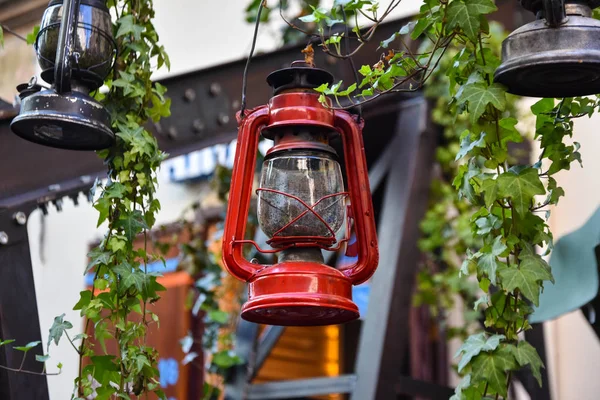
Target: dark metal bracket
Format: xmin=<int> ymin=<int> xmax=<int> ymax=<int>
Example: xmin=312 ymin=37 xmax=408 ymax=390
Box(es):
xmin=0 ymin=177 xmax=93 ymax=400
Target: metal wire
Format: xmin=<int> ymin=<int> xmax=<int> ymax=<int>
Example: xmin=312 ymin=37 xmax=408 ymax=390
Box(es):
xmin=240 ymin=0 xmax=265 ymax=119
xmin=341 ymin=6 xmax=363 ymax=121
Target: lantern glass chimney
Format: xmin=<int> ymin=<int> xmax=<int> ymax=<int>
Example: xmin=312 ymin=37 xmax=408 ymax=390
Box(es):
xmin=257 ymin=134 xmax=345 ymax=243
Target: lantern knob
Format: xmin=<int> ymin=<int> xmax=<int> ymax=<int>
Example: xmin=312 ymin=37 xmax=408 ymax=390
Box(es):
xmin=266 ymin=62 xmax=334 ymax=95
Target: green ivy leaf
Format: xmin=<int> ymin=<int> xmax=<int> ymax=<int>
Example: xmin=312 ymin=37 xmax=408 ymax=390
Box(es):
xmin=480 ymin=178 xmax=498 ymax=208
xmin=498 ymin=253 xmax=553 ymax=306
xmin=498 ymin=117 xmax=523 ymax=146
xmin=14 ymin=341 xmax=41 ymax=353
xmin=477 ymin=236 xmax=507 ymax=285
xmin=94 ymin=197 xmax=111 ymax=227
xmin=337 ymin=83 xmax=357 ymax=97
xmin=450 ymin=374 xmax=484 ymax=400
xmin=474 ymin=214 xmax=501 ymax=235
xmin=73 ymin=290 xmax=92 ymax=311
xmin=497 ymin=168 xmax=545 ymax=216
xmin=411 ymin=17 xmax=433 ymax=40
xmin=457 ymin=83 xmax=506 ymax=123
xmin=508 ymin=341 xmax=544 ymax=386
xmin=26 ymin=25 xmax=40 ymax=45
xmin=473 ymin=294 xmax=488 ymax=310
xmin=0 ymin=339 xmax=15 ymax=346
xmin=379 ymin=32 xmax=398 ymax=49
xmin=86 ymin=248 xmax=113 ymax=274
xmin=460 ymin=249 xmax=477 ymax=277
xmin=113 ymin=263 xmax=145 ymax=293
xmin=453 ymin=161 xmax=481 ymax=204
xmin=48 ymin=313 xmax=73 ymax=351
xmin=105 ymin=182 xmax=127 ymax=199
xmin=471 ymin=346 xmax=517 ymax=397
xmin=116 ymin=15 xmax=145 ymax=40
xmin=456 ymin=130 xmax=486 ymax=160
xmin=454 ymin=332 xmax=505 ymax=372
xmin=446 ymin=0 xmax=497 ymax=40
xmin=108 ymin=237 xmax=127 ymax=253
xmin=116 ymin=210 xmax=150 ymax=242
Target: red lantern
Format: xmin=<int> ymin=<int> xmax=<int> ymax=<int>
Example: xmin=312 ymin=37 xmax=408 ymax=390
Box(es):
xmin=222 ymin=65 xmax=379 ymax=326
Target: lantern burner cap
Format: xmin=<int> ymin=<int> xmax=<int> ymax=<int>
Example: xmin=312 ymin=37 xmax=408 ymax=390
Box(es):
xmin=267 ymin=62 xmax=334 ymax=95
xmin=11 ymin=88 xmax=114 ymax=150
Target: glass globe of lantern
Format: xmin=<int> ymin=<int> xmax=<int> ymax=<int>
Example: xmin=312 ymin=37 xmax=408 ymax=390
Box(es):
xmin=10 ymin=0 xmax=116 ymax=151
xmin=257 ymin=130 xmax=346 ymax=247
xmin=37 ymin=0 xmax=115 ymax=87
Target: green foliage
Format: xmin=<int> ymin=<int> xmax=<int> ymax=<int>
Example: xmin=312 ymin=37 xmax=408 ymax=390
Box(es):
xmin=457 ymin=83 xmax=506 ymax=123
xmin=446 ymin=0 xmax=496 ymax=40
xmin=47 ymin=314 xmax=73 ymax=351
xmin=48 ymin=1 xmax=171 ymax=398
xmin=26 ymin=25 xmax=40 ymax=45
xmin=454 ymin=333 xmax=504 ymax=372
xmin=13 ymin=341 xmax=41 ymax=353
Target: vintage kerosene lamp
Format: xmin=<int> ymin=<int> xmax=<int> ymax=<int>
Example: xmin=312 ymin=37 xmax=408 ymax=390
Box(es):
xmin=222 ymin=64 xmax=379 ymax=326
xmin=11 ymin=0 xmax=116 ymax=150
xmin=496 ymin=0 xmax=600 ymax=97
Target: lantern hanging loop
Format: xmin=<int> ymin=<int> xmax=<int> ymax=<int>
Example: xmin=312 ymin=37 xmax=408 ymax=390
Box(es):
xmin=240 ymin=0 xmax=266 ymax=119
xmin=544 ymin=0 xmax=568 ymax=27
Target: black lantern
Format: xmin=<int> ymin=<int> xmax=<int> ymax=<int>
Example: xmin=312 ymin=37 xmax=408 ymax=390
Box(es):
xmin=11 ymin=0 xmax=116 ymax=150
xmin=495 ymin=0 xmax=600 ymax=98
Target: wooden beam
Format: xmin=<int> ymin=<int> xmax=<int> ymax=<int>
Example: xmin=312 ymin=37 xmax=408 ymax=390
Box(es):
xmin=351 ymin=98 xmax=439 ymax=400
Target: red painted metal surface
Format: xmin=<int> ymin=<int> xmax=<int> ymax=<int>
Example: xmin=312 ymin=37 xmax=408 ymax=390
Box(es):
xmin=222 ymin=90 xmax=379 ymax=326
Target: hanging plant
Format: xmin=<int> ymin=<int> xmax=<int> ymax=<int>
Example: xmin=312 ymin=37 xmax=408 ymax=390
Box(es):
xmin=71 ymin=1 xmax=170 ymax=397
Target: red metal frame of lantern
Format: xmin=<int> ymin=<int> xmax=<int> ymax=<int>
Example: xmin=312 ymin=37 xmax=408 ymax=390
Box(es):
xmin=222 ymin=64 xmax=379 ymax=326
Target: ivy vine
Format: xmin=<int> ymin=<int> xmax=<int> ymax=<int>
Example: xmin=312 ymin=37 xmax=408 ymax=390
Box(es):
xmin=243 ymin=0 xmax=597 ymax=398
xmin=71 ymin=1 xmax=171 ymax=398
xmin=413 ymin=22 xmax=516 ymax=345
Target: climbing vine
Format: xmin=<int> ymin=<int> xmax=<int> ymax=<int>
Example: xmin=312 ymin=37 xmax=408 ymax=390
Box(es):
xmin=39 ymin=1 xmax=170 ymax=398
xmin=73 ymin=1 xmax=170 ymax=398
xmin=244 ymin=0 xmax=596 ymax=398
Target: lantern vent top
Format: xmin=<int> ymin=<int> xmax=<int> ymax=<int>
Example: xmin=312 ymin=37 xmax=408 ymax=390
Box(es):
xmin=267 ymin=62 xmax=334 ymax=96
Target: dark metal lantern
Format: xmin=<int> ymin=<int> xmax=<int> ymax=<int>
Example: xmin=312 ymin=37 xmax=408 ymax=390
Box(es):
xmin=495 ymin=0 xmax=600 ymax=98
xmin=11 ymin=0 xmax=116 ymax=150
